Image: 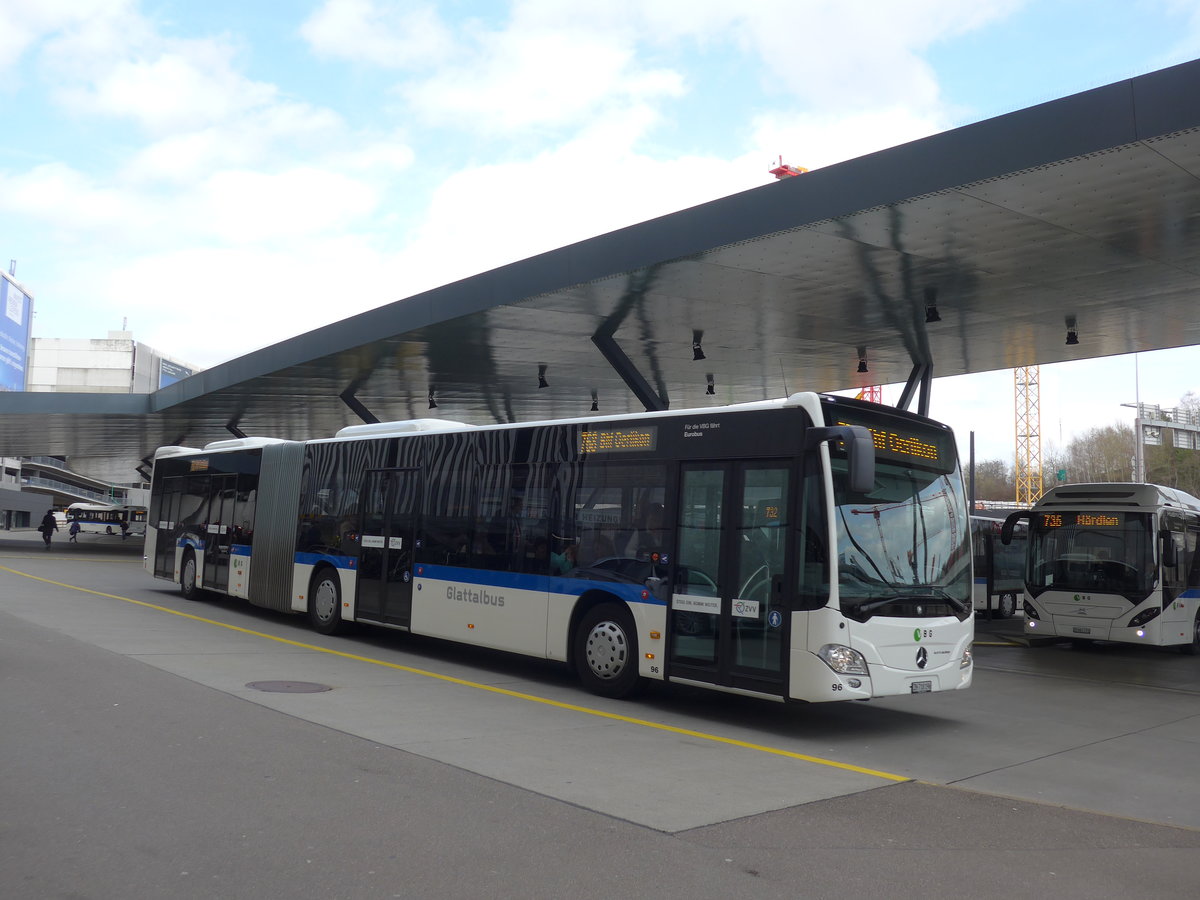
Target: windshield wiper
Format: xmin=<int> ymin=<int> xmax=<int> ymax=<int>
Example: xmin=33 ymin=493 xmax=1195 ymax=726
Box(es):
xmin=854 ymin=588 xmax=968 ymax=616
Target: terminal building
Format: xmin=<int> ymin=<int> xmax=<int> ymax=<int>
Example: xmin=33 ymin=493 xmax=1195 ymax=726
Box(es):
xmin=0 ymin=270 xmax=197 ymax=527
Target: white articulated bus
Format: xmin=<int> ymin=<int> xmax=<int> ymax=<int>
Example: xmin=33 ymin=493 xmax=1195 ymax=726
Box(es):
xmin=146 ymin=393 xmax=974 ymax=703
xmin=1002 ymin=483 xmax=1200 ymax=653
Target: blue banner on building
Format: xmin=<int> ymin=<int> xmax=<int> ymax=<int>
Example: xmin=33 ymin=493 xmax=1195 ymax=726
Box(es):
xmin=0 ymin=274 xmax=33 ymax=393
xmin=159 ymin=358 xmax=194 ymax=388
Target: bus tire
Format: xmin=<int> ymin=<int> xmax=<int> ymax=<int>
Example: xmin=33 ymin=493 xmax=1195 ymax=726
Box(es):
xmin=308 ymin=568 xmax=346 ymax=636
xmin=180 ymin=550 xmax=201 ymax=601
xmin=1181 ymin=612 xmax=1200 ymax=656
xmin=574 ymin=602 xmax=641 ymax=698
xmin=996 ymin=593 xmax=1017 ymax=619
xmin=106 ymin=525 xmax=114 ymax=535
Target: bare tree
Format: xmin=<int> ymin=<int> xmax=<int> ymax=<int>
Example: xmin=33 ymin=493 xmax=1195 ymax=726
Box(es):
xmin=1064 ymin=422 xmax=1135 ymax=483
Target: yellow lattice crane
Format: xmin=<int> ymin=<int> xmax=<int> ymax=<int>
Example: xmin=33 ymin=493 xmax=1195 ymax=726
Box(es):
xmin=1014 ymin=366 xmax=1044 ymax=505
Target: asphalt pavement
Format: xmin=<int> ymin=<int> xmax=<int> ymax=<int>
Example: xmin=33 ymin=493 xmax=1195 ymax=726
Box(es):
xmin=2 ymin=528 xmax=1198 ymax=899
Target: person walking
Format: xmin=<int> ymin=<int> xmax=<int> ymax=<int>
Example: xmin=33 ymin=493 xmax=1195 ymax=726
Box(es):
xmin=39 ymin=510 xmax=58 ymax=549
xmin=69 ymin=519 xmax=81 ymax=543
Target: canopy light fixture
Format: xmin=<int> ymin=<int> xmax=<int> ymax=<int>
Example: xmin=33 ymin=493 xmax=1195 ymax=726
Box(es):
xmin=857 ymin=346 xmax=868 ymax=374
xmin=590 ymin=390 xmax=599 ymax=412
xmin=428 ymin=390 xmax=438 ymax=410
xmin=706 ymin=373 xmax=715 ymax=395
xmin=924 ymin=286 xmax=941 ymax=323
xmin=1065 ymin=315 xmax=1079 ymax=346
xmin=538 ymin=364 xmax=549 ymax=389
xmin=692 ymin=329 xmax=706 ymax=361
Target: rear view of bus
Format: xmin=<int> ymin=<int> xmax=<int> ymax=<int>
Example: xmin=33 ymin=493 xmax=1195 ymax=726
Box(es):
xmin=1008 ymin=483 xmax=1200 ymax=653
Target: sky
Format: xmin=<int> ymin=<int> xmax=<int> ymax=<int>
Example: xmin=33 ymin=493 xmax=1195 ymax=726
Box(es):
xmin=2 ymin=0 xmax=1200 ymax=465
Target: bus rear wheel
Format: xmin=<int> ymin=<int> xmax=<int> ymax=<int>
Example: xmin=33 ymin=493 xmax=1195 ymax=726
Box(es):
xmin=574 ymin=602 xmax=641 ymax=698
xmin=308 ymin=569 xmax=346 ymax=635
xmin=1181 ymin=612 xmax=1200 ymax=656
xmin=180 ymin=551 xmax=201 ymax=601
xmin=996 ymin=593 xmax=1017 ymax=619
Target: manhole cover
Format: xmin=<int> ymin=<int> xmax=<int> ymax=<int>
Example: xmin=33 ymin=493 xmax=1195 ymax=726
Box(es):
xmin=245 ymin=681 xmax=332 ymax=693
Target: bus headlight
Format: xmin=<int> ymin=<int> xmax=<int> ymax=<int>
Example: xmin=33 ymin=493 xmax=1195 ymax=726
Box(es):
xmin=818 ymin=644 xmax=869 ymax=675
xmin=1128 ymin=606 xmax=1161 ymax=628
xmin=960 ymin=647 xmax=973 ymax=669
xmin=1023 ymin=601 xmax=1040 ymax=620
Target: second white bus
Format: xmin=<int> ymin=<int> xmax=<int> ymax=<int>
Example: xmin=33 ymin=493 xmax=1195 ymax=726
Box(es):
xmin=1003 ymin=483 xmax=1200 ymax=653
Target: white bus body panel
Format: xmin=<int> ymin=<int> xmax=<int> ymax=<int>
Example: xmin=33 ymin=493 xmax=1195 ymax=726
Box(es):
xmin=1026 ymin=589 xmax=1199 ymax=646
xmin=411 ymin=575 xmax=549 ymax=657
xmin=229 ymin=548 xmax=251 ymax=599
xmin=791 ymin=606 xmax=972 ymax=702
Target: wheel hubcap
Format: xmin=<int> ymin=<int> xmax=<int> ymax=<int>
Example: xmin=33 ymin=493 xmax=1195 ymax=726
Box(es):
xmin=314 ymin=580 xmax=337 ymax=622
xmin=585 ymin=620 xmax=628 ymax=680
xmin=183 ymin=559 xmax=194 ymax=588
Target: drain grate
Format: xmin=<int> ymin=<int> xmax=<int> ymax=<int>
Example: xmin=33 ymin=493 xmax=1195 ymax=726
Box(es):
xmin=245 ymin=681 xmax=332 ymax=693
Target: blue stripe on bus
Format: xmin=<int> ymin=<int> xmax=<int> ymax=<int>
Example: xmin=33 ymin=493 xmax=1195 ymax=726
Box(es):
xmin=416 ymin=563 xmax=667 ymax=606
xmin=231 ymin=544 xmax=251 ymax=555
xmin=177 ymin=536 xmax=205 ymax=551
xmin=295 ymin=552 xmax=357 ymax=570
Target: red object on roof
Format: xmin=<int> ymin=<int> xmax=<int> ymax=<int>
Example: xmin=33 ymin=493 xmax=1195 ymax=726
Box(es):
xmin=769 ymin=156 xmax=809 ymax=179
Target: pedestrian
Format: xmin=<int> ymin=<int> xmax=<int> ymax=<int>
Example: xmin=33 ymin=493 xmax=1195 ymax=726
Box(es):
xmin=39 ymin=510 xmax=58 ymax=549
xmin=120 ymin=520 xmax=129 ymax=540
xmin=69 ymin=520 xmax=80 ymax=543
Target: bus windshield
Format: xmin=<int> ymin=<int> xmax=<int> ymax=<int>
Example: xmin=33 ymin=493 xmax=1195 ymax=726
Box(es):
xmin=832 ymin=460 xmax=971 ymax=620
xmin=1027 ymin=510 xmax=1155 ymax=601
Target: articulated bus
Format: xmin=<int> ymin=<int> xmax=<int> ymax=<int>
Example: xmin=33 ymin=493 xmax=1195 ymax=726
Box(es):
xmin=971 ymin=515 xmax=1026 ymax=618
xmin=67 ymin=502 xmax=147 ymax=536
xmin=146 ymin=393 xmax=974 ymax=702
xmin=1002 ymin=483 xmax=1200 ymax=653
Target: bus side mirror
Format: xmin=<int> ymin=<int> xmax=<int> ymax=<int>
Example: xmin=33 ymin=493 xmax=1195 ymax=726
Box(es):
xmin=1162 ymin=533 xmax=1178 ymax=569
xmin=806 ymin=425 xmax=875 ymax=494
xmin=1000 ymin=511 xmax=1029 ymax=545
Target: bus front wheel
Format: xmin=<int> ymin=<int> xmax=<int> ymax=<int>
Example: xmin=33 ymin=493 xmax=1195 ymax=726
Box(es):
xmin=574 ymin=602 xmax=641 ymax=699
xmin=996 ymin=593 xmax=1017 ymax=619
xmin=180 ymin=551 xmax=201 ymax=601
xmin=309 ymin=569 xmax=346 ymax=636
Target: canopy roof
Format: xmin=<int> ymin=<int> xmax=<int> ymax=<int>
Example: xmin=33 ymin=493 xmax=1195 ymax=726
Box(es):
xmin=3 ymin=59 xmax=1200 ymax=472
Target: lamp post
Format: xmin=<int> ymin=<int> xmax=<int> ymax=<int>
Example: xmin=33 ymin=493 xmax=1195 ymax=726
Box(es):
xmin=1120 ymin=402 xmax=1145 ymax=483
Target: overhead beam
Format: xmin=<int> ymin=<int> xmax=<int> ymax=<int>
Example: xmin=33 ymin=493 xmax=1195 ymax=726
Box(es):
xmin=591 ymin=331 xmax=669 ymax=412
xmin=897 ymin=363 xmax=933 ymax=417
xmin=340 ymin=382 xmax=380 ymax=425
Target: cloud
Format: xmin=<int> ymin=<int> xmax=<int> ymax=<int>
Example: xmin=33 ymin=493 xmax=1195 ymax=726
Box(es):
xmin=191 ymin=167 xmax=381 ymax=243
xmin=300 ymin=0 xmax=456 ymax=68
xmin=402 ymin=31 xmax=684 ymax=135
xmin=0 ymin=0 xmax=136 ymax=74
xmin=52 ymin=39 xmax=281 ymax=136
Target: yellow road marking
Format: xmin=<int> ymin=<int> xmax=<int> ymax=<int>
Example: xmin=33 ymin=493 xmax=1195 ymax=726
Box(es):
xmin=0 ymin=563 xmax=909 ymax=783
xmin=0 ymin=554 xmax=139 ymax=564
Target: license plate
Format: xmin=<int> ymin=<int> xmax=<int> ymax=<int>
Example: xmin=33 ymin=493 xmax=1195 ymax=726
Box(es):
xmin=910 ymin=680 xmax=932 ymax=694
xmin=1072 ymin=626 xmax=1092 ymax=634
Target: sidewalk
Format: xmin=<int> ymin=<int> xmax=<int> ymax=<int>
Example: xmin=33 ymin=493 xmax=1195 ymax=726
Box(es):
xmin=0 ymin=528 xmax=144 ymax=557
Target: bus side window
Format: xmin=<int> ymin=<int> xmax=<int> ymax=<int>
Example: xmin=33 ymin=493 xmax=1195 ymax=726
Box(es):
xmin=1186 ymin=518 xmax=1200 ymax=589
xmin=796 ymin=465 xmax=828 ymax=609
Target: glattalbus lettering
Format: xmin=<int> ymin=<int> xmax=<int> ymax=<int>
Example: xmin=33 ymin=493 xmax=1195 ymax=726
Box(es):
xmin=447 ymin=586 xmax=506 ymax=607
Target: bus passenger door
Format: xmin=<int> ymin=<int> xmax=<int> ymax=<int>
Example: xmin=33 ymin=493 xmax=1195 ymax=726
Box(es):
xmin=203 ymin=473 xmax=237 ymax=592
xmin=668 ymin=462 xmax=791 ymax=695
xmin=154 ymin=476 xmax=185 ymax=579
xmin=356 ymin=468 xmax=418 ymax=628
